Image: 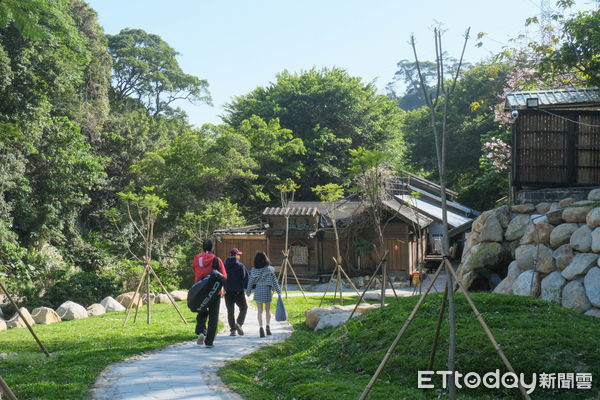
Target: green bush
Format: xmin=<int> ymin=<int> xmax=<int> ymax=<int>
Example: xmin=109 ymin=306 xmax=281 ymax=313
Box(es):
xmin=43 ymin=270 xmax=118 ymax=308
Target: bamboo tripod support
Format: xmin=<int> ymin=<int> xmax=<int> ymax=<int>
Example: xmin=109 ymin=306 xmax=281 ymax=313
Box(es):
xmin=348 ymin=250 xmax=399 ymax=319
xmin=277 ymin=249 xmax=307 ymax=301
xmin=122 ymin=260 xmax=187 ymax=327
xmin=318 ymin=256 xmax=360 ymax=307
xmin=0 ymin=280 xmax=49 ymax=357
xmin=358 ymin=257 xmax=531 ymax=400
xmin=0 ymin=376 xmax=18 ymax=400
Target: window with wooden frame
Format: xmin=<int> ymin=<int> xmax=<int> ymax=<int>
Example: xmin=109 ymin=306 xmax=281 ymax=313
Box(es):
xmin=291 ymin=242 xmax=308 ymax=265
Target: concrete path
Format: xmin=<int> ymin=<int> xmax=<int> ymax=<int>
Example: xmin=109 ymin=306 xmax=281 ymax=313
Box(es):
xmin=90 ymin=298 xmax=293 ymax=400
xmin=89 ymin=274 xmax=446 ymax=399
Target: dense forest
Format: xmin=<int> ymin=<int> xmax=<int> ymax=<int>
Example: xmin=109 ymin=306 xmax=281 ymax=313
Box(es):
xmin=0 ymin=0 xmax=597 ymax=308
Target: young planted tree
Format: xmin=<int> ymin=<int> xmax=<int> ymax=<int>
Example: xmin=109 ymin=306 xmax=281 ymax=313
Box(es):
xmin=360 ymin=27 xmax=530 ymax=400
xmin=275 ymin=179 xmax=306 ymax=300
xmin=348 ymin=147 xmax=397 ymax=307
xmin=109 ymin=186 xmax=186 ymax=326
xmin=312 ymin=183 xmax=360 ymax=306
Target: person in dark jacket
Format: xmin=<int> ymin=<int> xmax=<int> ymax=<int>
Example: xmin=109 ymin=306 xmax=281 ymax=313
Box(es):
xmin=192 ymin=239 xmax=227 ymax=348
xmin=224 ymin=248 xmax=249 ymax=336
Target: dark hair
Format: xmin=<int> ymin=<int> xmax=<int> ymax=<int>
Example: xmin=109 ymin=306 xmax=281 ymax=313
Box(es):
xmin=253 ymin=251 xmax=270 ymax=268
xmin=202 ymin=239 xmax=213 ymax=252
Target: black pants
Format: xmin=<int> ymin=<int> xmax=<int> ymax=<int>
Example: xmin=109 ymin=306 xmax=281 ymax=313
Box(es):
xmin=195 ymin=296 xmax=220 ymax=345
xmin=224 ymin=291 xmax=248 ymax=331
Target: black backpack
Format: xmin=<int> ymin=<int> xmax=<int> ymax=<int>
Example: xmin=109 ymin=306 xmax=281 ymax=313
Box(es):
xmin=187 ymin=271 xmax=226 ymax=313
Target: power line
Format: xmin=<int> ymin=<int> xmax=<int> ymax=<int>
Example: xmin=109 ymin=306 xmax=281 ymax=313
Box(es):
xmin=537 ymin=108 xmax=600 ymax=128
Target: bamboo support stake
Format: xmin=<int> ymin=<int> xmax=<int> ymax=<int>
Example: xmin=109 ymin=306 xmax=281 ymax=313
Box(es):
xmin=444 ymin=258 xmax=531 ymax=400
xmin=427 ymin=280 xmax=448 ymax=371
xmin=146 ymin=264 xmax=151 ymax=324
xmin=359 ymin=263 xmax=445 ymax=400
xmin=123 ymin=266 xmax=147 ymax=327
xmin=384 ymin=265 xmax=399 ymax=301
xmin=318 ymin=267 xmax=338 ymax=307
xmin=0 ymin=376 xmax=18 ymax=400
xmin=349 ymin=251 xmax=388 ymax=319
xmin=0 ymin=280 xmax=49 ymax=357
xmin=147 ymin=265 xmax=187 ymax=324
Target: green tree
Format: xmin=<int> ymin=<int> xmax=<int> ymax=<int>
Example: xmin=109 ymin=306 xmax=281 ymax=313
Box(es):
xmin=238 ymin=115 xmax=305 ymax=208
xmin=107 ymin=28 xmax=211 ymax=116
xmin=224 ymin=67 xmax=404 ymax=198
xmin=539 ymin=8 xmax=600 ymax=87
xmin=400 ymin=60 xmax=512 ymax=208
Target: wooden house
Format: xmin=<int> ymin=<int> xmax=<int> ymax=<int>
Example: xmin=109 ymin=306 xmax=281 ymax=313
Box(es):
xmin=506 ymin=88 xmax=600 ymax=201
xmin=260 ymin=199 xmax=431 ymax=280
xmin=390 ymin=173 xmax=480 ymax=267
xmin=213 ymin=174 xmax=479 ymax=280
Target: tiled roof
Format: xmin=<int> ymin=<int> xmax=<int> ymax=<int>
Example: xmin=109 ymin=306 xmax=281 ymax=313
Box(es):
xmin=262 ymin=206 xmax=319 ymax=217
xmin=506 ymin=88 xmax=600 ymax=109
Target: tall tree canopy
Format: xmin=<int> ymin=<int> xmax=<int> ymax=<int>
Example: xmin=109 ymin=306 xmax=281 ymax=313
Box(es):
xmin=224 ymin=67 xmax=405 ymax=198
xmin=107 ymin=28 xmax=211 ymax=116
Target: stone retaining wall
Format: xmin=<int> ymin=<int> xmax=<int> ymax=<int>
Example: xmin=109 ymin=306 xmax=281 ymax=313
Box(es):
xmin=457 ymin=188 xmax=600 ymax=318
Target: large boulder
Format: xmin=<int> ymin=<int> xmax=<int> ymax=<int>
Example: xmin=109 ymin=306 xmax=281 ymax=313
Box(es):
xmin=584 ymin=267 xmax=600 ymax=308
xmin=512 ymin=270 xmax=541 ymax=297
xmin=550 ymin=223 xmax=579 ymax=249
xmin=465 ymin=242 xmax=509 ymax=272
xmin=478 ymin=214 xmax=503 ymax=242
xmin=511 ymin=204 xmax=535 ymax=214
xmin=505 ymin=214 xmax=532 ymax=242
xmin=562 ymin=201 xmax=594 ymax=223
xmin=561 ymin=253 xmax=598 ymax=280
xmin=156 ymin=293 xmax=174 ymax=304
xmin=305 ymin=304 xmax=378 ymax=329
xmin=7 ymin=307 xmax=35 ymax=329
xmin=31 ymin=307 xmax=61 ymax=325
xmin=558 ymin=198 xmax=577 ymax=208
xmin=588 ymin=188 xmax=600 ymax=201
xmin=0 ymin=319 xmax=6 ymax=331
xmin=492 ymin=262 xmax=522 ymax=295
xmin=472 ymin=210 xmax=492 ymax=233
xmin=169 ymin=290 xmax=188 ymax=301
xmin=540 ymin=271 xmax=566 ymax=304
xmin=0 ymin=306 xmax=3 ymax=319
xmin=56 ymin=301 xmax=88 ymax=321
xmin=520 ymin=221 xmax=553 ymax=245
xmin=553 ymin=244 xmax=573 ymax=271
xmin=86 ymin=304 xmax=106 ymax=317
xmin=142 ymin=293 xmax=156 ymax=305
xmin=494 ymin=205 xmax=512 ymax=228
xmin=570 ymin=225 xmax=592 ymax=252
xmin=536 ymin=202 xmax=552 ymax=214
xmin=545 ymin=209 xmax=564 ymax=226
xmin=116 ymin=292 xmax=142 ymax=308
xmin=100 ymin=296 xmax=126 ymax=312
xmin=314 ymin=312 xmax=353 ymax=331
xmin=514 ymin=244 xmax=554 ymax=274
xmin=591 ymin=228 xmax=600 ymax=253
xmin=585 ymin=308 xmax=600 ymax=318
xmin=561 ymin=281 xmax=591 ymax=313
xmin=586 ymin=207 xmax=600 ymax=229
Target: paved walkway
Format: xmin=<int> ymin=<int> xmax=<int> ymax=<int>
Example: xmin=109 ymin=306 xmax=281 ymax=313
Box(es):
xmin=90 ymin=298 xmax=293 ymax=400
xmin=89 ymin=274 xmax=447 ymax=399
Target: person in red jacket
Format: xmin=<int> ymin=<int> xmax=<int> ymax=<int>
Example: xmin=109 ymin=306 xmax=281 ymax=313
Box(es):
xmin=192 ymin=239 xmax=227 ymax=347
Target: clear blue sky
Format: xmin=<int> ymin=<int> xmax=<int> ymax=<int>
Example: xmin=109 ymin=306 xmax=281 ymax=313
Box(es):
xmin=86 ymin=0 xmax=595 ymax=127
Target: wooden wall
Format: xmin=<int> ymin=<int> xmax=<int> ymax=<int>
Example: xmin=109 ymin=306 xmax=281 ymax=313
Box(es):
xmin=214 ymin=235 xmax=267 ymax=268
xmin=513 ymin=110 xmax=600 ymax=188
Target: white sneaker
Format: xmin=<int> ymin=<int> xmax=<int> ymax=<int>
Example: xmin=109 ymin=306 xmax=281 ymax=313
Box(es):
xmin=196 ymin=333 xmax=205 ymax=345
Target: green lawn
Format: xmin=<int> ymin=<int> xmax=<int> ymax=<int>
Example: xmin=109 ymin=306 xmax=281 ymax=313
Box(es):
xmin=219 ymin=293 xmax=600 ymax=400
xmin=0 ymin=301 xmax=200 ymax=399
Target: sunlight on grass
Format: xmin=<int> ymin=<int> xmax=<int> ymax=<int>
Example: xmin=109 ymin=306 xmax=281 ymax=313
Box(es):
xmin=220 ymin=293 xmax=600 ymax=400
xmin=0 ymin=302 xmax=199 ymax=400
